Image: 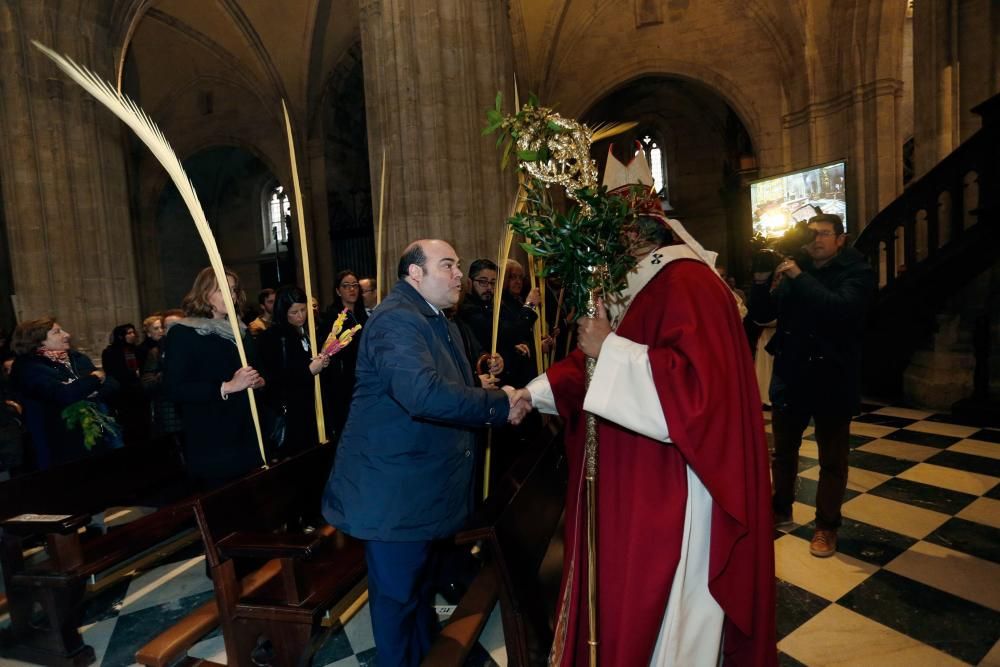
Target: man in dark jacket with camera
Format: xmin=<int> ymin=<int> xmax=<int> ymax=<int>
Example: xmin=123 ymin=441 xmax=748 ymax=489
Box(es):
xmin=749 ymin=213 xmax=874 ymax=558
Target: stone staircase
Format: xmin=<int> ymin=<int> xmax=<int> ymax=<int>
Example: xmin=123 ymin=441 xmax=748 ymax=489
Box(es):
xmin=854 ymin=92 xmax=999 ymax=419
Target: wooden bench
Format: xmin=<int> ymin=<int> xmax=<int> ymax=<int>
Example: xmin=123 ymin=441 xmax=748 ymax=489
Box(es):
xmin=188 ymin=445 xmax=366 ymax=667
xmin=424 ymin=422 xmax=567 ymax=666
xmin=0 ymin=441 xmax=195 ymax=666
xmin=135 ymin=558 xmax=282 ymax=667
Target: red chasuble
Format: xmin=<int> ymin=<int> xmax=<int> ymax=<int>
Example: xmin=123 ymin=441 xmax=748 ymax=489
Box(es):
xmin=547 ymin=258 xmax=776 ymax=666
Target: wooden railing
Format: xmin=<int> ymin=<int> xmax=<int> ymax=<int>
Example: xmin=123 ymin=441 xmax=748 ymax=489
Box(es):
xmin=853 ymin=93 xmax=999 ymax=398
xmin=854 ymin=94 xmax=998 ymax=300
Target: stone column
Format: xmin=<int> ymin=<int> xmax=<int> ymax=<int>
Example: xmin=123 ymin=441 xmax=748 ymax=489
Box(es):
xmin=911 ymin=0 xmax=999 ymax=178
xmin=0 ymin=0 xmax=141 ymax=357
xmin=912 ymin=0 xmax=958 ymax=178
xmin=359 ymin=0 xmax=516 ymax=283
xmin=306 ymin=134 xmax=334 ymax=307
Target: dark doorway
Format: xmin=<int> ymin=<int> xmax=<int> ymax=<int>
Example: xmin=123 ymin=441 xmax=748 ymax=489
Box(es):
xmin=584 ymin=76 xmax=757 ymax=281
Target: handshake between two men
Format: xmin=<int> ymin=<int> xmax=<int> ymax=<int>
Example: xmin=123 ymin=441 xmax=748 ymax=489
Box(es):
xmin=501 ymin=385 xmax=533 ymax=425
xmin=493 ymin=297 xmax=615 ymax=427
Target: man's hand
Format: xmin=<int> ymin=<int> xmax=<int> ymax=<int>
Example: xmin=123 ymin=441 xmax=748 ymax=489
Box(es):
xmin=90 ymin=369 xmax=106 ymax=383
xmin=541 ymin=335 xmax=555 ymax=353
xmin=775 ymin=259 xmax=802 ymax=279
xmin=514 ymin=343 xmax=531 ymax=357
xmin=577 ymin=298 xmax=611 ymax=359
xmin=479 ymin=373 xmax=498 ymax=389
xmin=501 ymin=386 xmax=534 ymax=425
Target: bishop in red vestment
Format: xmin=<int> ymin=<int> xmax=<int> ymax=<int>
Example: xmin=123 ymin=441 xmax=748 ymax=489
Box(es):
xmin=524 ymin=238 xmax=777 ymax=666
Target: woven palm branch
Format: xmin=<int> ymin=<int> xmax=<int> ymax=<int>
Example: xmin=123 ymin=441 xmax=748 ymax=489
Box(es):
xmin=33 ymin=40 xmax=267 ymax=466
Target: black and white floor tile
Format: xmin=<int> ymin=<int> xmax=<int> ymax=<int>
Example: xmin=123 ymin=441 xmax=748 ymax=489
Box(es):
xmin=2 ymin=405 xmax=997 ymax=666
xmin=769 ymin=406 xmax=1000 ymax=666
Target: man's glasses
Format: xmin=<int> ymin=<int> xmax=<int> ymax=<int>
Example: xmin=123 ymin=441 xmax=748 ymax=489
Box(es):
xmin=361 ymin=287 xmax=374 ymax=294
xmin=339 ymin=282 xmax=360 ymax=290
xmin=472 ymin=278 xmax=497 ymax=287
xmin=810 ymin=230 xmax=839 ymax=238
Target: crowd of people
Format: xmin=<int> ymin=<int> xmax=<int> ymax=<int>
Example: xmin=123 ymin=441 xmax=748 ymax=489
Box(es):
xmin=0 ymin=252 xmax=568 ymax=485
xmin=0 ymin=201 xmax=870 ymax=666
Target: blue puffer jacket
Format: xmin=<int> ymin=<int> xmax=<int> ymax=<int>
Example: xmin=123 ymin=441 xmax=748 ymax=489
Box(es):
xmin=322 ymin=279 xmax=510 ymax=541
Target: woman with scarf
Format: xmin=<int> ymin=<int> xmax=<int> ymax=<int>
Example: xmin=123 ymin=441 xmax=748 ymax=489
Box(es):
xmin=9 ymin=318 xmax=120 ymax=469
xmin=102 ymin=323 xmax=149 ymax=444
xmin=163 ymin=267 xmax=265 ymax=490
xmin=321 ymin=270 xmax=368 ymax=437
xmin=257 ymin=286 xmax=330 ymax=458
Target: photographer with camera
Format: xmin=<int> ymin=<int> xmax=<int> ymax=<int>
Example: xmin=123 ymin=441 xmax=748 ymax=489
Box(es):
xmin=749 ymin=213 xmax=874 ymax=558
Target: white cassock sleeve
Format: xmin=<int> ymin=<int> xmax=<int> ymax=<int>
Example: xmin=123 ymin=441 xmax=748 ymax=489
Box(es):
xmin=525 ymin=373 xmax=559 ymax=415
xmin=583 ymin=332 xmax=671 ymax=442
xmin=525 ymin=333 xmax=671 ymax=443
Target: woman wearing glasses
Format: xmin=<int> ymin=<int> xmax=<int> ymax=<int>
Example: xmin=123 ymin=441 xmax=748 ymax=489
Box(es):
xmin=322 ymin=270 xmax=369 ymax=438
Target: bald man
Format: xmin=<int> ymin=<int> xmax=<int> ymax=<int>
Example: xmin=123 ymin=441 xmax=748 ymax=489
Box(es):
xmin=322 ymin=239 xmax=528 ymax=666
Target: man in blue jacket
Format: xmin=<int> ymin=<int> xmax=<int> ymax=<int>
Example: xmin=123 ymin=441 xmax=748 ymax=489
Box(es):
xmin=322 ymin=239 xmax=525 ymax=666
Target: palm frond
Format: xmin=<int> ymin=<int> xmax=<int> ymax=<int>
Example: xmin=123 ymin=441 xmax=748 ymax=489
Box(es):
xmin=33 ymin=41 xmax=267 ymax=466
xmin=376 ymin=148 xmax=387 ymax=306
xmin=589 ymin=121 xmax=638 ymax=144
xmin=282 ymin=100 xmax=327 ymax=444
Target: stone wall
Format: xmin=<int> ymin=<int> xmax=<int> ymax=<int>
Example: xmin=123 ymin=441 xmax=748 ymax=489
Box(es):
xmin=359 ymin=0 xmax=517 ymax=285
xmin=0 ymin=0 xmax=141 ymax=357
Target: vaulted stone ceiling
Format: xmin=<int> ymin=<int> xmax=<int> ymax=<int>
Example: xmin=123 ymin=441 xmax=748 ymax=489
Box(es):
xmin=505 ymin=0 xmax=907 ymax=198
xmin=119 ymin=0 xmax=360 ymax=167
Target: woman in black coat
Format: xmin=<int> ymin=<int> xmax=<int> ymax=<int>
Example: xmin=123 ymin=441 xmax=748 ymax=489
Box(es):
xmin=321 ymin=270 xmax=368 ymax=437
xmin=257 ymin=286 xmax=331 ymax=458
xmin=163 ymin=267 xmax=265 ymax=490
xmin=9 ymin=317 xmax=120 ymax=469
xmin=101 ymin=323 xmax=149 ymax=444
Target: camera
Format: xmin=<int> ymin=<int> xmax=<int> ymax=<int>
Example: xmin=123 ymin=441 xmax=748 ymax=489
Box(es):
xmin=751 ymin=221 xmax=815 ymax=272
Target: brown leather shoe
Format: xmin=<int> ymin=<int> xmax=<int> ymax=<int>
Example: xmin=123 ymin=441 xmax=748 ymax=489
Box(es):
xmin=810 ymin=529 xmax=837 ymax=558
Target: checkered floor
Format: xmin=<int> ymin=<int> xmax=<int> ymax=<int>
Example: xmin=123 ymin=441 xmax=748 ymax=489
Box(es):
xmin=768 ymin=405 xmax=1000 ymax=666
xmin=2 ymin=405 xmax=997 ymax=666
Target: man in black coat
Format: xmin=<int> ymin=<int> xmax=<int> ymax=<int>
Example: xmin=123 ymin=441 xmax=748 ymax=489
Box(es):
xmin=457 ymin=258 xmax=539 ymax=387
xmin=749 ymin=213 xmax=874 ymax=559
xmin=322 ymin=240 xmax=527 ymax=667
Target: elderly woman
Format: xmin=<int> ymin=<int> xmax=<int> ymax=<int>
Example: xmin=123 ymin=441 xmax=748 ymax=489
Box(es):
xmin=163 ymin=267 xmax=265 ymax=490
xmin=140 ymin=313 xmax=181 ymax=439
xmin=140 ymin=315 xmax=165 ymax=360
xmin=9 ymin=318 xmax=120 ymax=469
xmin=257 ymin=286 xmax=330 ymax=457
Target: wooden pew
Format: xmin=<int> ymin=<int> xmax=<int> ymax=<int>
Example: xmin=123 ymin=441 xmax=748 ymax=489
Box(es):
xmin=0 ymin=442 xmax=195 ymax=666
xmin=135 ymin=558 xmax=282 ymax=667
xmin=192 ymin=445 xmax=366 ymax=667
xmin=138 ymin=426 xmax=564 ymax=667
xmin=424 ymin=422 xmax=567 ymax=666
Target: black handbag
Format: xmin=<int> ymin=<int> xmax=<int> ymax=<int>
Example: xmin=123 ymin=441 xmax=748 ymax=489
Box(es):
xmin=269 ymin=403 xmax=287 ymax=449
xmin=267 ymin=336 xmax=289 ymax=449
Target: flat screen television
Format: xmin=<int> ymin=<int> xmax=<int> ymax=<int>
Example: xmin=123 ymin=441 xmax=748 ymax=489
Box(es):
xmin=749 ymin=161 xmax=847 ymax=239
